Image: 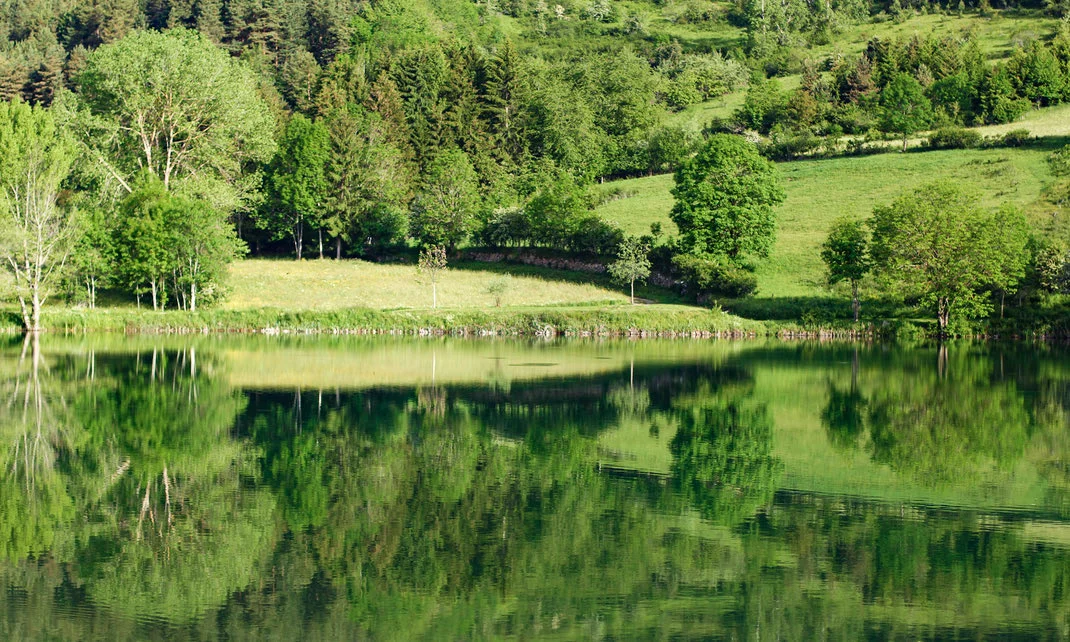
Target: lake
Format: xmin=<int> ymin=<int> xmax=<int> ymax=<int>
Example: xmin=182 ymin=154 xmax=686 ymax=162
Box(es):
xmin=1 ymin=336 xmax=1068 ymax=640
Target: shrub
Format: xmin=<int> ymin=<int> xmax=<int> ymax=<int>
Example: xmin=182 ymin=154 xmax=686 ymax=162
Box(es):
xmin=672 ymin=253 xmax=758 ymax=299
xmin=567 ymin=216 xmax=624 ymax=255
xmin=478 ymin=206 xmax=532 ymax=247
xmin=926 ymin=127 xmax=982 ymax=149
xmin=1001 ymin=129 xmax=1033 ymax=147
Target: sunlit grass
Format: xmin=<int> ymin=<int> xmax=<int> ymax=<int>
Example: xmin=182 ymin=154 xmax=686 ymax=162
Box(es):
xmin=595 ymin=146 xmax=1057 ymax=297
xmin=224 ymin=258 xmax=632 ymax=310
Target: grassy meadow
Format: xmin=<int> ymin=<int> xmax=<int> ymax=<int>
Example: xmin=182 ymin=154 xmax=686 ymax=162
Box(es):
xmin=595 ymin=143 xmax=1063 ymax=299
xmin=224 ymin=258 xmax=637 ymax=310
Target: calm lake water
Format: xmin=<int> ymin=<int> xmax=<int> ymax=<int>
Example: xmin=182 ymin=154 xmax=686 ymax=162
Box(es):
xmin=1 ymin=337 xmax=1068 ymax=640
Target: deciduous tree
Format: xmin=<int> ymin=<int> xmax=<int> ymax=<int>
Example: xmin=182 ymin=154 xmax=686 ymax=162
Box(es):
xmin=409 ymin=149 xmax=481 ymax=249
xmin=417 ymin=245 xmax=448 ymax=309
xmin=878 ymin=73 xmax=933 ymax=150
xmin=869 ymin=182 xmax=1030 ymax=334
xmin=608 ymin=236 xmax=652 ymax=304
xmin=262 ymin=114 xmax=329 ymax=259
xmin=820 ymin=218 xmax=870 ymax=322
xmin=670 ymin=134 xmax=784 ymax=262
xmin=72 ymin=29 xmax=276 ymax=213
xmin=0 ymin=99 xmax=78 ymax=332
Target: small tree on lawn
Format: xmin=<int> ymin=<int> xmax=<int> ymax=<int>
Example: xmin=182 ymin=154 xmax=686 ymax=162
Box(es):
xmin=820 ymin=218 xmax=870 ymax=322
xmin=608 ymin=236 xmax=652 ymax=304
xmin=670 ymin=134 xmax=785 ymax=263
xmin=418 ymin=245 xmax=448 ymax=309
xmin=485 ymin=276 xmax=511 ymax=307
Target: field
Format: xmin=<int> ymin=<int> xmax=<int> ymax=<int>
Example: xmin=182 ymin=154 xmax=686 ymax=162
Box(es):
xmin=595 ymin=143 xmax=1062 ymax=298
xmin=224 ymin=259 xmax=634 ymax=310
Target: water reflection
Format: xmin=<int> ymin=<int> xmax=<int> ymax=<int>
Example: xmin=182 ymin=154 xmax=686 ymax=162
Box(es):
xmin=0 ymin=338 xmax=1068 ymax=639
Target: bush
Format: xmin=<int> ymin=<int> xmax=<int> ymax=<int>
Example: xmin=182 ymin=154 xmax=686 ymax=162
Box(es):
xmin=478 ymin=206 xmax=532 ymax=247
xmin=566 ymin=216 xmax=624 ymax=255
xmin=672 ymin=253 xmax=758 ymax=299
xmin=760 ymin=127 xmax=823 ymax=160
xmin=926 ymin=127 xmax=982 ymax=149
xmin=1001 ymin=129 xmax=1033 ymax=147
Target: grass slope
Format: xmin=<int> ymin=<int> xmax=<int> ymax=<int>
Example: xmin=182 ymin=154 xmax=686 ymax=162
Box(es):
xmin=595 ymin=144 xmax=1061 ymax=298
xmin=225 ymin=258 xmax=630 ymax=310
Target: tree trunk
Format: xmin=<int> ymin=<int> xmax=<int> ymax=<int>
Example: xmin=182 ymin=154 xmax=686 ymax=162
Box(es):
xmin=851 ymin=281 xmax=860 ymax=323
xmin=902 ymin=134 xmax=908 ymax=151
xmin=630 ymin=279 xmax=635 ymax=304
xmin=294 ymin=224 xmax=304 ymax=260
xmin=30 ymin=285 xmax=41 ymax=334
xmin=191 ymin=280 xmax=197 ymax=312
xmin=937 ymin=297 xmax=949 ymax=336
xmin=336 ymin=237 xmax=342 ymax=260
xmin=151 ymin=280 xmax=158 ymax=311
xmin=318 ymin=229 xmax=323 ymax=259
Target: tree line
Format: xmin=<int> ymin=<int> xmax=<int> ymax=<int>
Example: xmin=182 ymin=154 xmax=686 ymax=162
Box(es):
xmin=725 ymin=26 xmax=1070 ymax=157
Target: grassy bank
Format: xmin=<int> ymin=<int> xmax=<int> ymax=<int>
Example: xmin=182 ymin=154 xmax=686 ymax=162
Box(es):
xmin=9 ymin=303 xmax=770 ymax=337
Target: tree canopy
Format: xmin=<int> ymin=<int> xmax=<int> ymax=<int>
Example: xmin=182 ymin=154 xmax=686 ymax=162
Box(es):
xmin=869 ymin=181 xmax=1030 ymax=333
xmin=71 ymin=28 xmax=276 ymax=212
xmin=670 ymin=134 xmax=784 ymax=263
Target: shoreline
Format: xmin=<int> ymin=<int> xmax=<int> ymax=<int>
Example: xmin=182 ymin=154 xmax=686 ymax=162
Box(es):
xmin=3 ymin=305 xmax=1064 ymax=341
xmin=1 ymin=305 xmax=872 ymax=340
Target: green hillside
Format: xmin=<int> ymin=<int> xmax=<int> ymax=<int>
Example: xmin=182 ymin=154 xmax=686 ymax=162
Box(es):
xmin=596 ymin=140 xmax=1065 ymax=298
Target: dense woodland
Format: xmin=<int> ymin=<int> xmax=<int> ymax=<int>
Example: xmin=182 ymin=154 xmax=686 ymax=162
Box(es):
xmin=0 ymin=0 xmax=1068 ymax=332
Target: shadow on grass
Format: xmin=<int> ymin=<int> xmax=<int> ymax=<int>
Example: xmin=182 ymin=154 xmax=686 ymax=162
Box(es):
xmin=450 ymin=260 xmax=687 ymax=305
xmin=722 ymin=296 xmax=907 ymax=322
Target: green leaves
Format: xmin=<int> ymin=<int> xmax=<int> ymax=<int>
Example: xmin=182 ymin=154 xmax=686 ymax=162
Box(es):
xmin=869 ymin=181 xmax=1030 ymax=332
xmin=261 ymin=114 xmax=330 ymax=257
xmin=74 ymin=29 xmax=276 ymax=214
xmin=821 ymin=218 xmax=870 ymax=287
xmin=670 ymin=134 xmax=784 ymax=263
xmin=0 ymin=98 xmax=79 ymax=329
xmin=878 ymin=73 xmax=933 ymax=148
xmin=409 ymin=148 xmax=481 ymax=249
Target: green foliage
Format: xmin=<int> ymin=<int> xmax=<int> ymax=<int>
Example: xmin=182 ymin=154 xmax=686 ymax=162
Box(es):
xmin=417 ymin=244 xmax=448 ymax=308
xmin=73 ymin=28 xmax=276 ymax=213
xmin=0 ymin=98 xmax=79 ymax=330
xmin=113 ymin=180 xmax=243 ymax=310
xmin=869 ymin=181 xmax=1030 ymax=332
xmin=926 ymin=126 xmax=982 ymax=149
xmin=607 ymin=236 xmax=652 ymax=303
xmin=820 ymin=217 xmax=870 ymax=320
xmin=261 ymin=114 xmax=330 ymax=259
xmin=322 ymin=106 xmax=411 ymax=256
xmin=670 ymin=134 xmax=785 ymax=262
xmin=879 ymin=73 xmax=933 ymax=149
xmin=735 ymin=78 xmax=787 ymax=133
xmin=409 ymin=148 xmax=481 ymax=249
xmin=484 ymin=275 xmax=511 ymax=307
xmin=672 ymin=252 xmax=759 ymax=299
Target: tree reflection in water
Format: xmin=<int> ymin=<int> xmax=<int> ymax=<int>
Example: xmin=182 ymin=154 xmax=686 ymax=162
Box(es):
xmin=0 ymin=339 xmax=1067 ymax=639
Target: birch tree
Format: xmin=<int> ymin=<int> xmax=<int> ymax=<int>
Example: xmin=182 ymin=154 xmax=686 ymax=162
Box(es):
xmin=70 ymin=28 xmax=276 ymax=214
xmin=0 ymin=99 xmax=78 ymax=332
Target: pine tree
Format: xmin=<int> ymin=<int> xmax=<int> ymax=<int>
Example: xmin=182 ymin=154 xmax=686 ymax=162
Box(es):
xmin=366 ymin=71 xmax=414 ymax=160
xmin=29 ymin=44 xmax=64 ymax=106
xmin=483 ymin=40 xmax=525 ymax=160
xmin=195 ymin=0 xmax=225 ymax=42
